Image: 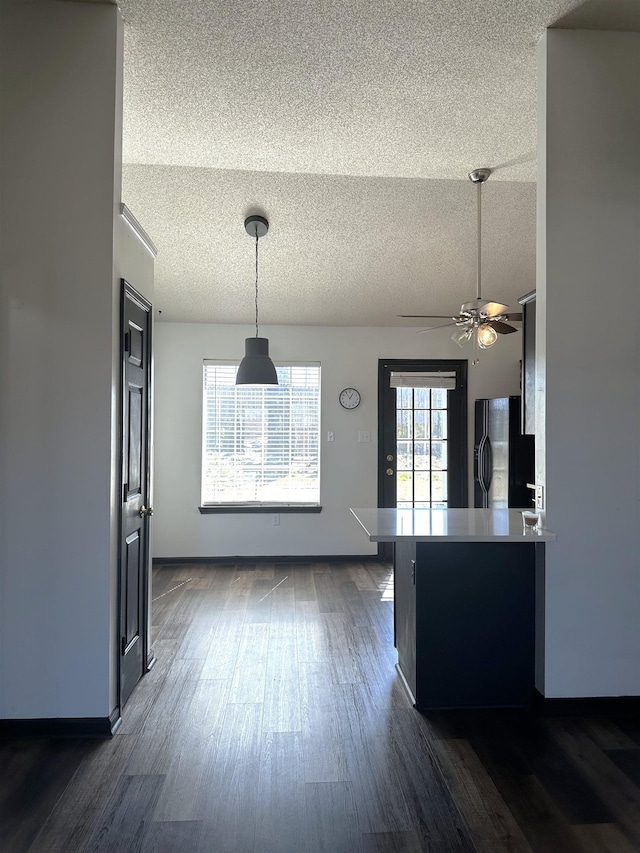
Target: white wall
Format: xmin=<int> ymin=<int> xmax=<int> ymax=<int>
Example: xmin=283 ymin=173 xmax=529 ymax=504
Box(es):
xmin=0 ymin=3 xmax=124 ymax=719
xmin=537 ymin=30 xmax=640 ymax=697
xmin=114 ymin=216 xmax=156 ymax=307
xmin=153 ymin=322 xmax=521 ymax=558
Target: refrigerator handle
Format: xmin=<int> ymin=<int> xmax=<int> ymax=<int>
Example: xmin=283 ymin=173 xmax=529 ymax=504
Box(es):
xmin=484 ymin=436 xmax=493 ymax=491
xmin=477 ymin=435 xmax=488 ymax=507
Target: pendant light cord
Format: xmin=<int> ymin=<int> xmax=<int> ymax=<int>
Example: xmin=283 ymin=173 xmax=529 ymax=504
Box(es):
xmin=254 ymin=230 xmax=259 ymax=338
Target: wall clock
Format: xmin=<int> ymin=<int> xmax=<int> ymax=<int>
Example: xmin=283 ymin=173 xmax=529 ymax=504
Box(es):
xmin=339 ymin=388 xmax=361 ymax=409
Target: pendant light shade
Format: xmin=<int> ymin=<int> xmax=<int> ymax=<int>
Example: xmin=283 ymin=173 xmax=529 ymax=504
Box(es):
xmin=236 ymin=336 xmax=278 ymax=385
xmin=236 ymin=215 xmax=278 ymax=385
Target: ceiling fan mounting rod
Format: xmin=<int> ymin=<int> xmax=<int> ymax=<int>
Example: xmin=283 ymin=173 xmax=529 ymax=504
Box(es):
xmin=468 ymin=168 xmax=491 ymax=303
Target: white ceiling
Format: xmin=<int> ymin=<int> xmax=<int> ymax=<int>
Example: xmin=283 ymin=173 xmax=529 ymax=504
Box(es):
xmin=118 ymin=0 xmax=639 ymax=327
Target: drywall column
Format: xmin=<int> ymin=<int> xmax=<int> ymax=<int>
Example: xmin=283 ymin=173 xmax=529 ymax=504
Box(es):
xmin=536 ymin=30 xmax=640 ymax=697
xmin=0 ymin=3 xmax=123 ymax=719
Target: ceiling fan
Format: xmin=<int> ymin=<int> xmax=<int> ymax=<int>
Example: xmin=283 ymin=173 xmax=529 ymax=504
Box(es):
xmin=399 ymin=168 xmax=522 ymax=355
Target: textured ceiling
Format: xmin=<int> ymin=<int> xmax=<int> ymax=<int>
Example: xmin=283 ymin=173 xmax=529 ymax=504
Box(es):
xmin=118 ymin=0 xmax=634 ymax=326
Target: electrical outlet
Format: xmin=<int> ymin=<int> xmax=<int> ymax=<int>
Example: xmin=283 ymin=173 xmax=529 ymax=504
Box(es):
xmin=535 ymin=485 xmax=544 ymax=511
xmin=327 ymin=430 xmax=335 ymax=442
xmin=358 ymin=430 xmax=371 ymax=443
xmin=272 ymin=514 xmax=280 ymax=526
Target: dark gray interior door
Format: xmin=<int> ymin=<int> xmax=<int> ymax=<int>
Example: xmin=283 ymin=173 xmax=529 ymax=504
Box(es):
xmin=119 ymin=280 xmax=152 ymax=708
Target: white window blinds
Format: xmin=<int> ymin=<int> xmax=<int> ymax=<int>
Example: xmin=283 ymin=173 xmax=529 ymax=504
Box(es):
xmin=202 ymin=362 xmax=321 ymax=505
xmin=390 ymin=371 xmax=456 ymax=390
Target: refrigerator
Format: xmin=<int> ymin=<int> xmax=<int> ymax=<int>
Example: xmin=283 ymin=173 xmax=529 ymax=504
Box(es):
xmin=474 ymin=396 xmax=534 ymax=509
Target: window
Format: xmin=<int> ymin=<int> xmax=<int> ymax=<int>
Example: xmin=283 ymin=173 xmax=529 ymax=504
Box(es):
xmin=201 ymin=362 xmax=321 ymax=508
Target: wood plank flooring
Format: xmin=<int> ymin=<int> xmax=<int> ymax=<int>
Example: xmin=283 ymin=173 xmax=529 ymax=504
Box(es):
xmin=2 ymin=561 xmax=640 ymax=852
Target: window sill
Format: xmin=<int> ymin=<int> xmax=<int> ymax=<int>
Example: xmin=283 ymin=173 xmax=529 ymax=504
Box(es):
xmin=198 ymin=504 xmax=322 ymax=514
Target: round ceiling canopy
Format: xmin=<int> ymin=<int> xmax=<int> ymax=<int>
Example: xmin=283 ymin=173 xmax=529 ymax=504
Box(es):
xmin=244 ymin=215 xmax=269 ymax=239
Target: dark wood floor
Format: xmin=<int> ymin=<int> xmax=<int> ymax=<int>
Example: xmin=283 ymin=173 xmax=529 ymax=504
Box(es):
xmin=3 ymin=561 xmax=640 ymax=852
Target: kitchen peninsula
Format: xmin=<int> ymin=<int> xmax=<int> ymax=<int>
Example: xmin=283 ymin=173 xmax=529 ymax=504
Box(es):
xmin=351 ymin=508 xmax=556 ymax=710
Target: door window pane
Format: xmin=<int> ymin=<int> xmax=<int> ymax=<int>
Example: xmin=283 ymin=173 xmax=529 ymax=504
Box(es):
xmin=413 ymin=441 xmax=430 ymax=470
xmin=397 ymin=410 xmax=412 ymax=440
xmin=431 ymin=409 xmax=447 ymax=440
xmin=413 ymin=387 xmax=430 ymax=409
xmin=431 ymin=440 xmax=448 ymax=470
xmin=414 ymin=472 xmax=430 ymax=502
xmin=432 ymin=471 xmax=448 ymax=503
xmin=397 ymin=387 xmax=413 ymax=409
xmin=432 ymin=388 xmax=447 ymax=409
xmin=397 ymin=472 xmax=413 ymax=502
xmin=413 ymin=410 xmax=429 ymax=440
xmin=397 ymin=440 xmax=412 ymax=469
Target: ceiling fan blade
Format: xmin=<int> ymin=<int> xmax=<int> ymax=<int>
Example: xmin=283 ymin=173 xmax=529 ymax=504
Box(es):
xmin=488 ymin=320 xmax=518 ymax=335
xmin=397 ymin=314 xmax=455 ymax=319
xmin=502 ymin=312 xmax=523 ymax=322
xmin=417 ymin=322 xmax=458 ymax=333
xmin=483 ymin=301 xmax=510 ymax=318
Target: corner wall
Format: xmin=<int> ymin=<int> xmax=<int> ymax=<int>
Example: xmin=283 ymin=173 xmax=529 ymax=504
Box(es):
xmin=0 ymin=3 xmax=123 ymax=718
xmin=537 ymin=30 xmax=640 ymax=697
xmin=153 ymin=322 xmax=521 ymax=558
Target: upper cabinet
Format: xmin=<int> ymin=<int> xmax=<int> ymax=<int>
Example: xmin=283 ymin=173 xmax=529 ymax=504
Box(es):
xmin=519 ymin=290 xmax=536 ymax=436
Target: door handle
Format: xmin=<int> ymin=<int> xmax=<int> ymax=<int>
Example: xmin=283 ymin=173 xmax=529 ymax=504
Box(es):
xmin=386 ymin=468 xmax=394 ymax=476
xmin=139 ymin=505 xmax=154 ymax=517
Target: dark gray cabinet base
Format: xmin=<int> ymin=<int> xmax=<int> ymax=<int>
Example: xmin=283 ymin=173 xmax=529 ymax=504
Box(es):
xmin=394 ymin=540 xmax=543 ymax=710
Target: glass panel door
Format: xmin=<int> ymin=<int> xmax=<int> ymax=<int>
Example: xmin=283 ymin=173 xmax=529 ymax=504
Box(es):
xmin=378 ymin=358 xmax=467 ymax=516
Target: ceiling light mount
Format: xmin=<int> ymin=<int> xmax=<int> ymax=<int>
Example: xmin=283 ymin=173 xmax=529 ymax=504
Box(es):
xmin=244 ymin=214 xmax=269 ymax=239
xmin=468 ymin=167 xmax=492 ymax=184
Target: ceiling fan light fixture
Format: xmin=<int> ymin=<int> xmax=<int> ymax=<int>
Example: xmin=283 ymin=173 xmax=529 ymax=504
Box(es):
xmin=400 ymin=167 xmax=520 ymax=362
xmin=236 ymin=215 xmax=278 ymax=386
xmin=451 ymin=326 xmax=473 ymax=347
xmin=477 ymin=323 xmax=498 ymax=349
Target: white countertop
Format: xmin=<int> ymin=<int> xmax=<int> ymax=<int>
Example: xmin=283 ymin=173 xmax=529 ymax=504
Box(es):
xmin=350 ymin=508 xmax=557 ymax=543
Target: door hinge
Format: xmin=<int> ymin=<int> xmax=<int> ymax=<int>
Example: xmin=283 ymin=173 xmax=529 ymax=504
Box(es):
xmin=411 ymin=559 xmax=416 ymax=585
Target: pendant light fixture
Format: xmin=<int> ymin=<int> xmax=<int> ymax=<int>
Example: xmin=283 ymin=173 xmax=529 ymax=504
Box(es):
xmin=236 ymin=215 xmax=278 ymax=386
